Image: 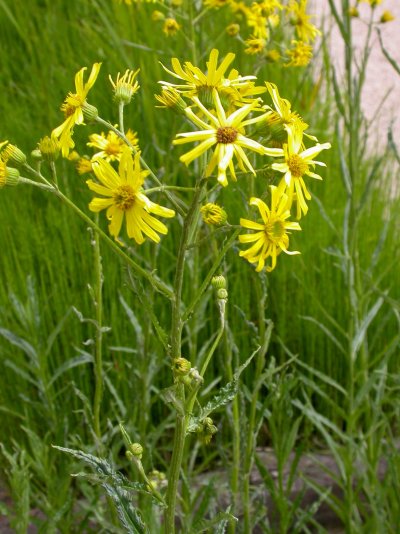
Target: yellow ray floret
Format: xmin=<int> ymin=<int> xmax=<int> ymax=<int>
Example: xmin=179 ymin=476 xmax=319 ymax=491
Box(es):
xmin=52 ymin=63 xmax=101 ymax=157
xmin=239 ymin=187 xmax=301 ymax=272
xmin=87 ymin=149 xmax=175 ymax=243
xmin=173 ymin=88 xmax=281 ymax=186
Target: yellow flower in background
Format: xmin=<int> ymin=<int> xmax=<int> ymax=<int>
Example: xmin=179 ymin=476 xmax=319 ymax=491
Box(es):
xmin=163 ymin=18 xmax=180 ymax=36
xmin=204 ymin=0 xmax=232 ymax=7
xmin=287 ymin=0 xmax=321 ymax=43
xmin=361 ymin=0 xmax=382 ymax=6
xmin=380 ymin=11 xmax=395 ymax=23
xmin=246 ymin=6 xmax=269 ymax=39
xmin=87 ymin=129 xmax=139 ymax=162
xmin=285 ymin=40 xmax=313 ymax=67
xmin=226 ymin=23 xmax=240 ymax=36
xmin=87 ymin=149 xmax=175 ymax=243
xmin=174 ymin=88 xmax=281 ymax=186
xmin=77 ymin=157 xmax=93 ymax=175
xmin=272 ymin=128 xmax=331 ymax=218
xmin=239 ymin=187 xmax=301 ymax=272
xmin=244 ymin=36 xmax=267 ymax=54
xmin=52 ymin=63 xmax=101 ymax=157
xmin=109 ymin=69 xmax=140 ymax=104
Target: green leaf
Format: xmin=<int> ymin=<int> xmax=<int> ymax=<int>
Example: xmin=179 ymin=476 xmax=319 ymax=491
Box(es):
xmin=191 ymin=510 xmax=237 ymax=533
xmin=48 ymin=352 xmax=93 ymax=388
xmin=53 ymin=446 xmax=149 ymax=534
xmin=351 ymin=296 xmax=384 ymax=361
xmin=0 ymin=327 xmax=37 ymax=362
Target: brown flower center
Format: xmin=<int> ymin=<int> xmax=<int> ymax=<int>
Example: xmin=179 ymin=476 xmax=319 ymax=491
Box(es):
xmin=61 ymin=92 xmax=84 ymax=117
xmin=287 ymin=154 xmax=308 ymax=178
xmin=113 ymin=184 xmax=136 ymax=211
xmin=216 ymin=126 xmax=238 ymax=144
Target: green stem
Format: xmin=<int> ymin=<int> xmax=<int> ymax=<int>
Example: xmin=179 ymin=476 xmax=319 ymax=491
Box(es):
xmin=164 ymin=179 xmax=206 ymax=534
xmin=93 ymin=213 xmax=104 ymax=442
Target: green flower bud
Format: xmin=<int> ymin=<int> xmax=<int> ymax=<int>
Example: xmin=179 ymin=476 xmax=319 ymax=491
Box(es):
xmin=173 ymin=357 xmax=191 ymax=376
xmin=211 ymin=275 xmax=226 ymax=290
xmin=82 ymin=102 xmax=99 ymax=122
xmin=130 ymin=443 xmax=143 ymax=459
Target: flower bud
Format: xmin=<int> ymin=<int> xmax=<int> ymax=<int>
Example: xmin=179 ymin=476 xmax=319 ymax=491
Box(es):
xmin=38 ymin=136 xmax=60 ymax=162
xmin=217 ymin=288 xmax=228 ymax=300
xmin=0 ymin=162 xmax=20 ymax=188
xmin=200 ymin=203 xmax=227 ymax=226
xmin=109 ymin=69 xmax=140 ymax=105
xmin=211 ymin=275 xmax=226 ymax=290
xmin=2 ymin=144 xmax=27 ymax=166
xmin=226 ymin=23 xmax=240 ymax=36
xmin=31 ymin=149 xmax=43 ymax=161
xmin=152 ymin=10 xmax=165 ymax=21
xmin=82 ymin=102 xmax=99 ymax=122
xmin=173 ymin=357 xmax=192 ymax=376
xmin=380 ymin=10 xmax=394 ymax=23
xmin=129 ymin=443 xmax=143 ymax=459
xmin=155 ymin=86 xmax=187 ymax=113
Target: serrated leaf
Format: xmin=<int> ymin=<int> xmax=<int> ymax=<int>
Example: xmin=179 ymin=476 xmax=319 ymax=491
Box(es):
xmin=53 ymin=446 xmax=149 ymax=534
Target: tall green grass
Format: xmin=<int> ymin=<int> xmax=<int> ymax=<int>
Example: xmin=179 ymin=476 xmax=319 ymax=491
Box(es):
xmin=0 ymin=0 xmax=399 ymax=531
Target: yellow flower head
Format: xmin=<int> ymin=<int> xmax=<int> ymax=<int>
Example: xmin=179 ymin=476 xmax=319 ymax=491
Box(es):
xmin=109 ymin=69 xmax=140 ymax=104
xmin=163 ymin=18 xmax=180 ymax=36
xmin=380 ymin=10 xmax=395 ymax=23
xmin=77 ymin=157 xmax=93 ymax=175
xmin=155 ymin=86 xmax=187 ymax=112
xmin=271 ymin=127 xmax=331 ymax=218
xmin=361 ymin=0 xmax=382 ymax=7
xmin=239 ymin=187 xmax=301 ymax=272
xmin=244 ymin=36 xmax=267 ymax=55
xmin=52 ymin=63 xmax=101 ymax=157
xmin=86 ymin=149 xmax=175 ymax=243
xmin=87 ymin=129 xmax=139 ymax=162
xmin=287 ymin=0 xmax=321 ymax=43
xmin=348 ymin=6 xmax=359 ymax=17
xmin=38 ymin=136 xmax=61 ymax=161
xmin=285 ymin=40 xmax=313 ymax=67
xmin=246 ymin=6 xmax=269 ymax=39
xmin=261 ymin=82 xmax=308 ymax=142
xmin=0 ymin=161 xmax=20 ymax=188
xmin=200 ymin=203 xmax=228 ymax=226
xmin=226 ymin=23 xmax=240 ymax=36
xmin=204 ymin=0 xmax=232 ymax=7
xmin=173 ymin=88 xmax=281 ymax=187
xmin=1 ymin=143 xmax=26 ymax=166
xmin=160 ymin=48 xmax=261 ymax=105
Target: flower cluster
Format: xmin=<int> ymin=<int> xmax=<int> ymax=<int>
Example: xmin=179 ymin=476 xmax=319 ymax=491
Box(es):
xmin=158 ymin=48 xmax=330 ymax=272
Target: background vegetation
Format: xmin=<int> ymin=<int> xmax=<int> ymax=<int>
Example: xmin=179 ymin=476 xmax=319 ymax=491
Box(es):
xmin=0 ymin=0 xmax=399 ymax=532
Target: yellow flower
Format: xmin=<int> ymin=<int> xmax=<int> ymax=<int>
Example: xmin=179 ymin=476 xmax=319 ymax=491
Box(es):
xmin=261 ymin=82 xmax=309 ymax=142
xmin=52 ymin=63 xmax=101 ymax=157
xmin=163 ymin=18 xmax=180 ymax=36
xmin=348 ymin=6 xmax=359 ymax=17
xmin=204 ymin=0 xmax=232 ymax=7
xmin=77 ymin=157 xmax=93 ymax=175
xmin=226 ymin=23 xmax=240 ymax=36
xmin=287 ymin=0 xmax=321 ymax=43
xmin=87 ymin=129 xmax=139 ymax=162
xmin=239 ymin=187 xmax=301 ymax=272
xmin=173 ymin=88 xmax=281 ymax=186
xmin=200 ymin=203 xmax=228 ymax=226
xmin=380 ymin=10 xmax=395 ymax=23
xmin=86 ymin=149 xmax=175 ymax=243
xmin=265 ymin=49 xmax=281 ymax=63
xmin=151 ymin=10 xmax=165 ymax=21
xmin=272 ymin=128 xmax=331 ymax=218
xmin=38 ymin=136 xmax=61 ymax=161
xmin=246 ymin=7 xmax=269 ymax=39
xmin=109 ymin=69 xmax=140 ymax=104
xmin=244 ymin=36 xmax=267 ymax=54
xmin=160 ymin=48 xmax=259 ymax=104
xmin=361 ymin=0 xmax=382 ymax=6
xmin=285 ymin=40 xmax=313 ymax=67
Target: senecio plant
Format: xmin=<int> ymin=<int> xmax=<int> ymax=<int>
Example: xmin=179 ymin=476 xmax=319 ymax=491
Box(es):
xmin=0 ymin=47 xmax=330 ymax=532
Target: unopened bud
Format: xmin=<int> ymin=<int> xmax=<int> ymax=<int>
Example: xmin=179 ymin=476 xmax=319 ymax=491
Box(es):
xmin=200 ymin=203 xmax=227 ymax=226
xmin=38 ymin=136 xmax=60 ymax=162
xmin=155 ymin=86 xmax=187 ymax=113
xmin=31 ymin=149 xmax=43 ymax=161
xmin=173 ymin=357 xmax=192 ymax=376
xmin=82 ymin=102 xmax=99 ymax=122
xmin=217 ymin=288 xmax=228 ymax=300
xmin=2 ymin=144 xmax=26 ymax=166
xmin=226 ymin=23 xmax=240 ymax=36
xmin=152 ymin=10 xmax=165 ymax=21
xmin=212 ymin=275 xmax=226 ymax=290
xmin=130 ymin=443 xmax=143 ymax=459
xmin=0 ymin=163 xmax=20 ymax=188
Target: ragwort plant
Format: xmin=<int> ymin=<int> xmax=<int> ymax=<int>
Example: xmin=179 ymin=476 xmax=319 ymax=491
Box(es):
xmin=0 ymin=1 xmax=331 ymax=532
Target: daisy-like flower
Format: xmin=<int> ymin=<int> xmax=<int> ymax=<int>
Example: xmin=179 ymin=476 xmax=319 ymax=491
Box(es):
xmin=163 ymin=18 xmax=180 ymax=36
xmin=285 ymin=40 xmax=313 ymax=67
xmin=239 ymin=187 xmax=301 ymax=272
xmin=87 ymin=129 xmax=139 ymax=162
xmin=52 ymin=63 xmax=101 ymax=157
xmin=173 ymin=88 xmax=281 ymax=186
xmin=160 ymin=48 xmax=259 ymax=103
xmin=244 ymin=36 xmax=267 ymax=54
xmin=200 ymin=203 xmax=227 ymax=226
xmin=287 ymin=0 xmax=321 ymax=42
xmin=272 ymin=127 xmax=331 ymax=218
xmin=86 ymin=148 xmax=175 ymax=243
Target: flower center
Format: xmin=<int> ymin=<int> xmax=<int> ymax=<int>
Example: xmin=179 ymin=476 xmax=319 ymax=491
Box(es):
xmin=105 ymin=141 xmax=121 ymax=156
xmin=265 ymin=219 xmax=285 ymax=244
xmin=113 ymin=184 xmax=136 ymax=211
xmin=61 ymin=92 xmax=84 ymax=117
xmin=287 ymin=154 xmax=308 ymax=178
xmin=216 ymin=126 xmax=238 ymax=144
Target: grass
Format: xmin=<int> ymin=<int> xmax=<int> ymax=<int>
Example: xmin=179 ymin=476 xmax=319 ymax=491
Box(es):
xmin=0 ymin=0 xmax=399 ymax=532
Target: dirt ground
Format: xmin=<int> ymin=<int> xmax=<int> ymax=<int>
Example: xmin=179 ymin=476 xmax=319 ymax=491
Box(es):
xmin=315 ymin=0 xmax=400 ymax=150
